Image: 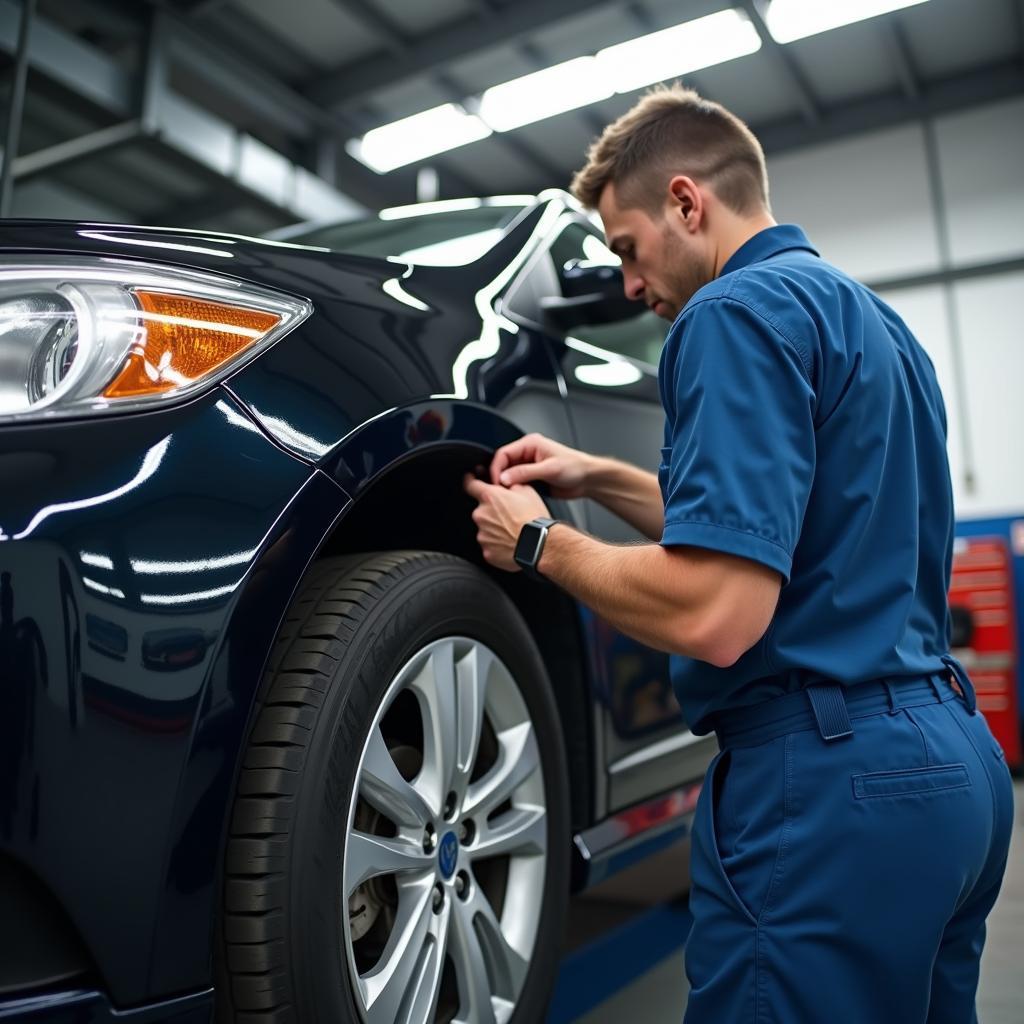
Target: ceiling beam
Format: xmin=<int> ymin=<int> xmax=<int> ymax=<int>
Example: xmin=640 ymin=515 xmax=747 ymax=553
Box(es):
xmin=758 ymin=58 xmax=1024 ymax=155
xmin=881 ymin=19 xmax=921 ymax=99
xmin=306 ymin=0 xmax=723 ymax=109
xmin=0 ymin=0 xmax=379 ymax=216
xmin=738 ymin=0 xmax=821 ymax=123
xmin=1013 ymin=0 xmax=1024 ymax=67
xmin=326 ymin=1 xmax=567 ymax=188
xmin=328 ymin=0 xmax=408 ymax=57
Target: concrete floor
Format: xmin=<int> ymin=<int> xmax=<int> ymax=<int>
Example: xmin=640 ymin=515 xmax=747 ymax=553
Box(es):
xmin=552 ymin=779 xmax=1023 ymax=1023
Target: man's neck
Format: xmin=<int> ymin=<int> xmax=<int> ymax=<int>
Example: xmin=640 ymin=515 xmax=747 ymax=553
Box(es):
xmin=712 ymin=212 xmax=778 ymax=278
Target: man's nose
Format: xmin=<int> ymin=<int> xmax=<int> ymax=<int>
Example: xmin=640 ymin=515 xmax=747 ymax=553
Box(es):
xmin=623 ymin=274 xmax=645 ymax=302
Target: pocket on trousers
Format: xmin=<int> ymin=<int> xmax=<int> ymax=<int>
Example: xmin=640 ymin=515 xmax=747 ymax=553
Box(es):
xmin=852 ymin=763 xmax=970 ymax=799
xmin=692 ymin=750 xmax=759 ymax=926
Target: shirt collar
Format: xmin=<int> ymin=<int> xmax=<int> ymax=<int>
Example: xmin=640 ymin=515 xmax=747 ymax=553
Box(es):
xmin=719 ymin=224 xmax=819 ymax=278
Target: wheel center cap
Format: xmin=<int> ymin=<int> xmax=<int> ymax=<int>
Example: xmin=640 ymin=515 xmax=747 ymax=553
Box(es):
xmin=437 ymin=831 xmax=458 ymax=879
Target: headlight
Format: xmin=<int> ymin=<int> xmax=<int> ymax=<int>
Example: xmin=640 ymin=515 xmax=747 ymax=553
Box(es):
xmin=0 ymin=257 xmax=311 ymax=423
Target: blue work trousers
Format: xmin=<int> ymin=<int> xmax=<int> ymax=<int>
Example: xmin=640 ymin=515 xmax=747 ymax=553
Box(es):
xmin=683 ymin=671 xmax=1015 ymax=1023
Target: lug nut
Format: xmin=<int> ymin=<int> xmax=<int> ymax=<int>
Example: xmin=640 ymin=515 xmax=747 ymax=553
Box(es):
xmin=459 ymin=819 xmax=476 ymax=845
xmin=423 ymin=824 xmax=437 ymax=853
xmin=444 ymin=791 xmax=458 ymax=820
xmin=455 ymin=871 xmax=470 ymax=900
xmin=432 ymin=883 xmax=445 ymax=912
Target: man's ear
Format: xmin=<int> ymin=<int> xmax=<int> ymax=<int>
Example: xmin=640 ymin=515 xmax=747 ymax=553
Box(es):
xmin=668 ymin=175 xmax=703 ymax=233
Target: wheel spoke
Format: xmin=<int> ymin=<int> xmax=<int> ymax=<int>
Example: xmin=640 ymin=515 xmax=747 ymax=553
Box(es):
xmin=450 ymin=889 xmax=497 ymax=1024
xmin=470 ymin=805 xmax=546 ymax=862
xmin=453 ymin=645 xmax=490 ymax=797
xmin=359 ymin=878 xmax=446 ymax=1024
xmin=413 ymin=641 xmax=459 ymax=812
xmin=462 ymin=722 xmax=539 ymax=821
xmin=470 ymin=882 xmax=529 ymax=1000
xmin=361 ymin=726 xmax=433 ymax=828
xmin=451 ymin=879 xmax=529 ymax=1020
xmin=346 ymin=830 xmax=433 ymax=895
xmin=394 ymin=898 xmax=451 ymax=1024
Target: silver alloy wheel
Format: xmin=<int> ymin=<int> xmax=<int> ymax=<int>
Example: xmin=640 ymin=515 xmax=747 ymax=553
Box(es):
xmin=342 ymin=636 xmax=548 ymax=1024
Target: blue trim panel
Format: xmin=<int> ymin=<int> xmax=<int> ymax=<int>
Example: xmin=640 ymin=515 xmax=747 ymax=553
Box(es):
xmin=547 ymin=903 xmax=693 ymax=1023
xmin=0 ymin=989 xmax=211 ymax=1024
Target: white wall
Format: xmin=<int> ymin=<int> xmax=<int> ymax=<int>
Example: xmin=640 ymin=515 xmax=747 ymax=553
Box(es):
xmin=767 ymin=96 xmax=1024 ymax=522
xmin=769 ymin=122 xmax=941 ymax=281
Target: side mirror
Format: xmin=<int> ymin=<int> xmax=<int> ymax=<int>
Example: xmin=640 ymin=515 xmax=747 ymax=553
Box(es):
xmin=540 ymin=259 xmax=645 ymax=330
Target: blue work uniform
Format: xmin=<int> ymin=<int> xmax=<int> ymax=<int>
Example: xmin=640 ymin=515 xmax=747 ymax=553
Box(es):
xmin=656 ymin=225 xmax=1014 ymax=1023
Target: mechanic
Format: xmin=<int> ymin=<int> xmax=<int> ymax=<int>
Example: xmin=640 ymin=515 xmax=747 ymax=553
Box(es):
xmin=463 ymin=84 xmax=1014 ymax=1023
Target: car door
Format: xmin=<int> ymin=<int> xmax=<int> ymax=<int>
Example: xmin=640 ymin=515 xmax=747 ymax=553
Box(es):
xmin=500 ymin=212 xmax=716 ymax=812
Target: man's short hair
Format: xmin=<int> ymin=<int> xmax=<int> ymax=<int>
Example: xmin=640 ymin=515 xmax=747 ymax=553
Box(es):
xmin=570 ymin=83 xmax=770 ymax=216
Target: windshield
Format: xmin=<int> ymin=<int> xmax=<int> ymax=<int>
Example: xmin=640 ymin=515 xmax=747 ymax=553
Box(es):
xmin=283 ymin=200 xmax=532 ymax=266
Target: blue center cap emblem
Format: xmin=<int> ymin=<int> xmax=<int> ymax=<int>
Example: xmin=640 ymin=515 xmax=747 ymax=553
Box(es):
xmin=438 ymin=831 xmax=458 ymax=879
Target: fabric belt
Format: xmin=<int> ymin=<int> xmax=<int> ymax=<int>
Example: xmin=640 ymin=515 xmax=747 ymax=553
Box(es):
xmin=713 ymin=655 xmax=977 ymax=749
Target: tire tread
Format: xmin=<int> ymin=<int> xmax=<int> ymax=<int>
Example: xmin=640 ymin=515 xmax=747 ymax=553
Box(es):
xmin=218 ymin=551 xmax=466 ymax=1024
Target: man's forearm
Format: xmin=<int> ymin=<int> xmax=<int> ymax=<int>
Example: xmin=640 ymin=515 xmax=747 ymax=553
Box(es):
xmin=584 ymin=456 xmax=664 ymax=541
xmin=536 ymin=524 xmax=708 ymax=657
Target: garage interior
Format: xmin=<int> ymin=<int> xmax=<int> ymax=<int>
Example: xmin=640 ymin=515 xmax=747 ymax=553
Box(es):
xmin=1 ymin=0 xmax=1022 ymax=1021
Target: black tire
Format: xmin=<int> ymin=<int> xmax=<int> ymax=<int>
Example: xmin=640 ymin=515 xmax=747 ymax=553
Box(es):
xmin=217 ymin=551 xmax=571 ymax=1024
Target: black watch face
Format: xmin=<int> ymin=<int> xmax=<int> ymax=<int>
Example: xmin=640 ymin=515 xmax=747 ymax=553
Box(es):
xmin=515 ymin=523 xmax=544 ymax=567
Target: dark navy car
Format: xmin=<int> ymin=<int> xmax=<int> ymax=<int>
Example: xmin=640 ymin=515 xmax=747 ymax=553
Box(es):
xmin=0 ymin=191 xmax=713 ymax=1024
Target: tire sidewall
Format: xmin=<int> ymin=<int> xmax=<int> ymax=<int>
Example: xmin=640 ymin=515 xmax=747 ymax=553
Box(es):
xmin=289 ymin=557 xmax=570 ymax=1024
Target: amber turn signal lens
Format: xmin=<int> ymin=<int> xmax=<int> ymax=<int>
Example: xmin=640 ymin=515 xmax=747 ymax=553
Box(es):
xmin=103 ymin=290 xmax=282 ymax=399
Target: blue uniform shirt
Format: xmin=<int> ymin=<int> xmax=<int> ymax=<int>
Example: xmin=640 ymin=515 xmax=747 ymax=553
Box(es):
xmin=657 ymin=224 xmax=954 ymax=735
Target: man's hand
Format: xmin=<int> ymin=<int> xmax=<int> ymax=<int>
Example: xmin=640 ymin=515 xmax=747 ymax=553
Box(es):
xmin=490 ymin=433 xmax=593 ymax=499
xmin=463 ymin=473 xmax=549 ymax=571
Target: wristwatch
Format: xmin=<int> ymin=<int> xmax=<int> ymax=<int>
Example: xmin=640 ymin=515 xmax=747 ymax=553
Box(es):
xmin=514 ymin=517 xmax=560 ymax=581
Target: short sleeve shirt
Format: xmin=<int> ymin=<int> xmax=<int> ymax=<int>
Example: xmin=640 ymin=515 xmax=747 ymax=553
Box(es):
xmin=658 ymin=224 xmax=954 ymax=735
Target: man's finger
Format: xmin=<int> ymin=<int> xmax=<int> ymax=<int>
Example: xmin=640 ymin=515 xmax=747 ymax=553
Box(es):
xmin=499 ymin=462 xmax=546 ymax=487
xmin=463 ymin=473 xmax=490 ymax=501
xmin=490 ymin=441 xmax=526 ymax=484
xmin=490 ymin=436 xmax=542 ymax=484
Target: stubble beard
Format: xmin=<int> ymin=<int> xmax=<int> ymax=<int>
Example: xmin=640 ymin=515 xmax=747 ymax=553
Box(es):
xmin=659 ymin=224 xmax=712 ymax=321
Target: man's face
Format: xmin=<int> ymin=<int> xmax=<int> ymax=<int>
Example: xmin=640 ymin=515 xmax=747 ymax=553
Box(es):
xmin=597 ymin=183 xmax=712 ymax=321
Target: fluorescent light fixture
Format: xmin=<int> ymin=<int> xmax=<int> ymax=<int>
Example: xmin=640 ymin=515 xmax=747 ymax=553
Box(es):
xmin=479 ymin=57 xmax=613 ymax=132
xmin=764 ymin=0 xmax=930 ymax=44
xmin=347 ymin=104 xmax=491 ymax=174
xmin=598 ymin=9 xmax=762 ymax=95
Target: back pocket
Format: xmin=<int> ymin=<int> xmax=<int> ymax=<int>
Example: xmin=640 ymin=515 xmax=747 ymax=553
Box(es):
xmin=852 ymin=763 xmax=970 ymax=799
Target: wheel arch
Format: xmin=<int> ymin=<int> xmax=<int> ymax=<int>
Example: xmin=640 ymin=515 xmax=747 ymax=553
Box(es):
xmin=316 ymin=402 xmax=597 ymax=835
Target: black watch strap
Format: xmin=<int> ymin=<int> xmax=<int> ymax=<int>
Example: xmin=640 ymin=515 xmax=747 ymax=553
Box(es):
xmin=514 ymin=517 xmax=560 ymax=581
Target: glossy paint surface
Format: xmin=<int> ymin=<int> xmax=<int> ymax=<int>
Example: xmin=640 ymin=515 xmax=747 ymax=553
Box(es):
xmin=0 ymin=386 xmax=348 ymax=1003
xmin=0 ymin=207 xmax=713 ymax=1017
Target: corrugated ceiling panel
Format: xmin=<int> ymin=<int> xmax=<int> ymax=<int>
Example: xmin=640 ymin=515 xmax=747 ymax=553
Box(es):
xmin=236 ymin=0 xmax=379 ymax=70
xmin=373 ymin=0 xmax=477 ymax=35
xmin=781 ymin=20 xmax=901 ymax=105
xmin=899 ymin=0 xmax=1018 ymax=80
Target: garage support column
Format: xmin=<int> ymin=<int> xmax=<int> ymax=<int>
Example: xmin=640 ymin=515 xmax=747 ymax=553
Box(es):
xmin=922 ymin=116 xmax=978 ymax=496
xmin=0 ymin=0 xmax=36 ymax=217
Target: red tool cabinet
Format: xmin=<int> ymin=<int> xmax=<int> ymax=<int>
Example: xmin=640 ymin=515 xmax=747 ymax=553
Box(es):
xmin=949 ymin=536 xmax=1022 ymax=769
